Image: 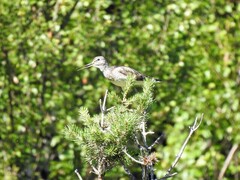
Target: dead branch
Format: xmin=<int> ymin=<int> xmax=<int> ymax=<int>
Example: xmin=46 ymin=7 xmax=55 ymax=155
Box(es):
xmin=74 ymin=169 xmax=83 ymax=180
xmin=159 ymin=114 xmax=203 ymax=180
xmin=218 ymin=144 xmax=239 ymax=180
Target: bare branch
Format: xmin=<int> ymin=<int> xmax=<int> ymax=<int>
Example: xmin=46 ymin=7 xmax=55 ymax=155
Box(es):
xmin=145 ymin=131 xmax=155 ymax=136
xmin=107 ymin=106 xmax=115 ymax=111
xmin=134 ymin=135 xmax=141 ymax=146
xmin=99 ymin=99 xmax=102 ymax=111
xmin=89 ymin=161 xmax=99 ymax=175
xmin=74 ymin=169 xmax=83 ymax=180
xmin=218 ymin=144 xmax=239 ymax=180
xmin=141 ymin=121 xmax=147 ymax=147
xmin=60 ymin=0 xmax=79 ymax=30
xmin=134 ymin=135 xmax=147 ymax=151
xmin=191 ymin=113 xmax=203 ymax=131
xmin=121 ymin=161 xmax=136 ymax=180
xmin=158 ymin=172 xmax=178 ymax=180
xmin=99 ymin=90 xmax=108 ymax=128
xmin=123 ymin=148 xmax=145 ymax=165
xmin=102 ymin=89 xmax=108 ymax=112
xmin=160 ymin=114 xmax=203 ymax=179
xmin=140 ymin=111 xmax=148 ymax=147
xmin=148 ymin=134 xmax=164 ymax=150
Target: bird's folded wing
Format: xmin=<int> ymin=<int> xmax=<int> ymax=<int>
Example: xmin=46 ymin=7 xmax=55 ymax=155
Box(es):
xmin=112 ymin=66 xmax=146 ymax=81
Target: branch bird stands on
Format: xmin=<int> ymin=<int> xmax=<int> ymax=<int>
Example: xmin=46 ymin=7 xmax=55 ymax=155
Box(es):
xmin=79 ymin=56 xmax=161 ymax=88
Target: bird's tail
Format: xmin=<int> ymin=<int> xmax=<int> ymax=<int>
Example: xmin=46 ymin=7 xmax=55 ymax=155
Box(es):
xmin=152 ymin=78 xmax=162 ymax=83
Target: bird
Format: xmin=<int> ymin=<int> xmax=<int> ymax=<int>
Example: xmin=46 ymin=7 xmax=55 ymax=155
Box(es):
xmin=79 ymin=56 xmax=161 ymax=88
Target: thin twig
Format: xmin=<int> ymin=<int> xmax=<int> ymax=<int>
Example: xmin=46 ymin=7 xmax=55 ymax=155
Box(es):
xmin=121 ymin=161 xmax=136 ymax=180
xmin=74 ymin=169 xmax=83 ymax=180
xmin=141 ymin=121 xmax=147 ymax=147
xmin=99 ymin=90 xmax=108 ymax=128
xmin=107 ymin=106 xmax=114 ymax=111
xmin=160 ymin=114 xmax=203 ymax=179
xmin=102 ymin=90 xmax=108 ymax=111
xmin=145 ymin=131 xmax=155 ymax=136
xmin=158 ymin=172 xmax=178 ymax=180
xmin=134 ymin=135 xmax=141 ymax=146
xmin=218 ymin=144 xmax=239 ymax=180
xmin=141 ymin=111 xmax=148 ymax=148
xmin=99 ymin=99 xmax=103 ymax=127
xmin=135 ymin=135 xmax=147 ymax=151
xmin=123 ymin=148 xmax=145 ymax=165
xmin=60 ymin=0 xmax=79 ymax=30
xmin=89 ymin=161 xmax=99 ymax=175
xmin=148 ymin=134 xmax=164 ymax=150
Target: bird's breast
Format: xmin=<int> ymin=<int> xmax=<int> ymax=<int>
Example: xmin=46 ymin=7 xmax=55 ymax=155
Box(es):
xmin=110 ymin=80 xmax=126 ymax=87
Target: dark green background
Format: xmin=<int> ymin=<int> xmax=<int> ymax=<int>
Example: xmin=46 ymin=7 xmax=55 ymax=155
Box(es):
xmin=0 ymin=0 xmax=239 ymax=179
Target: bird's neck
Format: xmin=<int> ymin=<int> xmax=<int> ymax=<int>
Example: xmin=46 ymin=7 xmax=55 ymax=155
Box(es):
xmin=98 ymin=64 xmax=108 ymax=72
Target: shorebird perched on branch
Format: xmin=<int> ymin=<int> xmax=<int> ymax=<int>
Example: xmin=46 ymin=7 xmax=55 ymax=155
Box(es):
xmin=79 ymin=56 xmax=161 ymax=88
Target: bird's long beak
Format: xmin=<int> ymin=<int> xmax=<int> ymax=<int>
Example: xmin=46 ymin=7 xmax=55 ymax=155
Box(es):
xmin=78 ymin=62 xmax=93 ymax=71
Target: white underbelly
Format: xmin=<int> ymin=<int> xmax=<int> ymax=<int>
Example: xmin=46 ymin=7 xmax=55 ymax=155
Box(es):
xmin=110 ymin=80 xmax=126 ymax=87
xmin=110 ymin=80 xmax=143 ymax=88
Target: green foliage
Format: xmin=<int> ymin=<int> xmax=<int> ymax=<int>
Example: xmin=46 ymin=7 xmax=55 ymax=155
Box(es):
xmin=0 ymin=0 xmax=239 ymax=179
xmin=122 ymin=76 xmax=135 ymax=100
xmin=64 ymin=78 xmax=154 ymax=176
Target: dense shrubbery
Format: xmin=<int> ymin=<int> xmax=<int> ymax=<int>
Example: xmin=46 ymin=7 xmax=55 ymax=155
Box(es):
xmin=0 ymin=0 xmax=239 ymax=179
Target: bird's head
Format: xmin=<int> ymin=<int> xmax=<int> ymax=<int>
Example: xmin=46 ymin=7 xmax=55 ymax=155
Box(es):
xmin=79 ymin=56 xmax=108 ymax=71
xmin=92 ymin=56 xmax=108 ymax=68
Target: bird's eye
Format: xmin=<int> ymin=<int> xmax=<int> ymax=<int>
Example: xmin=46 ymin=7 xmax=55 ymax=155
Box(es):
xmin=97 ymin=59 xmax=100 ymax=61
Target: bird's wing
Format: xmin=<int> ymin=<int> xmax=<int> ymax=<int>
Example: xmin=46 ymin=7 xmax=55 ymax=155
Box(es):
xmin=112 ymin=66 xmax=146 ymax=81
